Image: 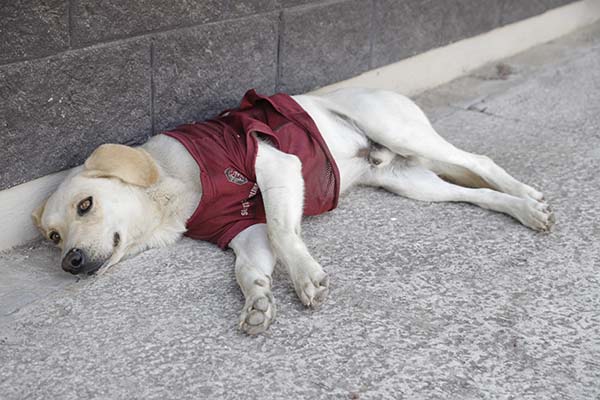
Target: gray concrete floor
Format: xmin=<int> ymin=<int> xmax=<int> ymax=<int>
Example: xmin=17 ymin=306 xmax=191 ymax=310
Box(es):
xmin=1 ymin=23 xmax=600 ymax=400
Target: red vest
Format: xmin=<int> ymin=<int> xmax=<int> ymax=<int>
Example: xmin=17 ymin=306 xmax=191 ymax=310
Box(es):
xmin=163 ymin=90 xmax=340 ymax=248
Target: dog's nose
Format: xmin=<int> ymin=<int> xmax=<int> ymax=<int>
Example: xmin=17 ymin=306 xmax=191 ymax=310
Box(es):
xmin=62 ymin=248 xmax=86 ymax=274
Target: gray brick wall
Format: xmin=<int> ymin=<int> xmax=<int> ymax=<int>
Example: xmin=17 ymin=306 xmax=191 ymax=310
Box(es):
xmin=0 ymin=0 xmax=575 ymax=190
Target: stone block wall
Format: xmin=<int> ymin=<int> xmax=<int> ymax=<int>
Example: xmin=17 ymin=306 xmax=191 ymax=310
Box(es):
xmin=0 ymin=0 xmax=575 ymax=190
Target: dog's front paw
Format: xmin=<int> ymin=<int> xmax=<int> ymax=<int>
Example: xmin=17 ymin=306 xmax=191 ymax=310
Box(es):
xmin=239 ymin=293 xmax=276 ymax=335
xmin=294 ymin=269 xmax=329 ymax=308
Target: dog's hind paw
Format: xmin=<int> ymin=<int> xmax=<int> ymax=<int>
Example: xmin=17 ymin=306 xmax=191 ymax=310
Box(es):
xmin=517 ymin=198 xmax=555 ymax=232
xmin=239 ymin=293 xmax=276 ymax=335
xmin=521 ymin=184 xmax=545 ymax=202
xmin=295 ymin=270 xmax=329 ymax=308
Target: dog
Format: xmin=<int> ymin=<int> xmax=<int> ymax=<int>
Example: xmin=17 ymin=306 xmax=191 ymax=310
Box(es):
xmin=32 ymin=88 xmax=554 ymax=335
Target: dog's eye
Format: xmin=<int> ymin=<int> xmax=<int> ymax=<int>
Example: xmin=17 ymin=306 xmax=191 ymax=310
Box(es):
xmin=49 ymin=231 xmax=61 ymax=244
xmin=77 ymin=197 xmax=93 ymax=216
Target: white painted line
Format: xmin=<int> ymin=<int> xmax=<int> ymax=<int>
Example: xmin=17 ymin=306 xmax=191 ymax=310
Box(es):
xmin=0 ymin=170 xmax=70 ymax=251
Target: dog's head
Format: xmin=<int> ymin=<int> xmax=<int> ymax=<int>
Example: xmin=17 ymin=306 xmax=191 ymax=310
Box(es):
xmin=32 ymin=144 xmax=160 ymax=275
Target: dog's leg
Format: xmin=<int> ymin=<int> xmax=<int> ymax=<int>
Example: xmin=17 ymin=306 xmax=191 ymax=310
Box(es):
xmin=375 ymin=121 xmax=544 ymax=201
xmin=366 ymin=162 xmax=554 ymax=231
xmin=255 ymin=141 xmax=329 ymax=307
xmin=229 ymin=224 xmax=276 ymax=335
xmin=318 ymin=89 xmax=544 ymax=201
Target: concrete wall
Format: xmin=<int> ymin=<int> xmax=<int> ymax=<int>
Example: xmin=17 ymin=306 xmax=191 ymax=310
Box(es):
xmin=0 ymin=0 xmax=575 ymax=191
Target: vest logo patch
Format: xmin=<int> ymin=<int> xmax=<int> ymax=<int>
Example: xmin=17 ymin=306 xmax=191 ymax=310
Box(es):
xmin=225 ymin=167 xmax=248 ymax=185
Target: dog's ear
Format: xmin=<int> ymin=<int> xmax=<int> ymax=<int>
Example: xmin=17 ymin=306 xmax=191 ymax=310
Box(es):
xmin=31 ymin=198 xmax=48 ymax=231
xmin=84 ymin=144 xmax=159 ymax=188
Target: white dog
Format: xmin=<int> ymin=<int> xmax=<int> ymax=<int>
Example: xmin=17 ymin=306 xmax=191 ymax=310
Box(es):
xmin=32 ymin=88 xmax=554 ymax=335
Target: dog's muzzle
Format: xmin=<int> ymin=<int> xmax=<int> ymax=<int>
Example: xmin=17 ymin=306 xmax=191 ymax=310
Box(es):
xmin=62 ymin=248 xmax=102 ymax=275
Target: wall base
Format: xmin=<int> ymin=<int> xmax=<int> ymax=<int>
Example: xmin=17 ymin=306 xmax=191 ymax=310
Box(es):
xmin=313 ymin=0 xmax=600 ymax=96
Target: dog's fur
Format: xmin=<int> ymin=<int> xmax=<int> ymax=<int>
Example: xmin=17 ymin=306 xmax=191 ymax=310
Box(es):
xmin=32 ymin=88 xmax=554 ymax=334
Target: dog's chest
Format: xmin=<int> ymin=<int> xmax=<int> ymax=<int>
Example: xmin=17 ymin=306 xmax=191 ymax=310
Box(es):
xmin=160 ymin=90 xmax=341 ymax=248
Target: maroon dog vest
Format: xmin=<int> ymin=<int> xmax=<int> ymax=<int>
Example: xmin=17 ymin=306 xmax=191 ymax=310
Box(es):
xmin=163 ymin=89 xmax=340 ymax=249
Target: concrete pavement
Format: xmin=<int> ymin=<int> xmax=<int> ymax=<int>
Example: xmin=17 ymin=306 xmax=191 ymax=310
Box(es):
xmin=1 ymin=22 xmax=600 ymax=399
